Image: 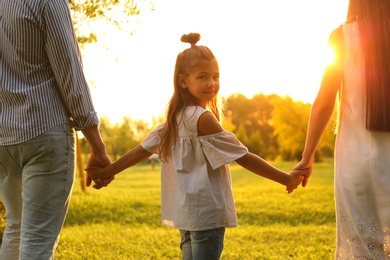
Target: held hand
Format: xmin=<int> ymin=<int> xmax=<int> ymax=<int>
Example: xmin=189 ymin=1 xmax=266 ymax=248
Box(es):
xmin=286 ymin=159 xmax=314 ymax=193
xmin=85 ymin=152 xmax=112 ymax=187
xmin=286 ymin=172 xmax=304 ymax=194
xmin=92 ymin=177 xmax=115 ymax=189
xmin=291 ymin=159 xmax=313 ymax=187
xmin=85 ymin=165 xmax=115 ymax=189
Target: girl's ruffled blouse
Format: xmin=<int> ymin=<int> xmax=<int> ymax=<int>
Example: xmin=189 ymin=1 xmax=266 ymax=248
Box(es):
xmin=141 ymin=106 xmax=248 ymax=231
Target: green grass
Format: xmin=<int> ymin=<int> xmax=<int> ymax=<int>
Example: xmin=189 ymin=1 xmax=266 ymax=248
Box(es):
xmin=55 ymin=160 xmax=336 ymax=259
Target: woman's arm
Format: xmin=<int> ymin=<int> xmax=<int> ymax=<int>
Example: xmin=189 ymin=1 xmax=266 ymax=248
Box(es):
xmin=301 ymin=64 xmax=340 ymax=163
xmin=293 ymin=28 xmax=344 ymax=186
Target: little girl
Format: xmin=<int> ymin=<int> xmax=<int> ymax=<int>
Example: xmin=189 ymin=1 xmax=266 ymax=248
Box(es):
xmin=88 ymin=33 xmax=303 ymax=260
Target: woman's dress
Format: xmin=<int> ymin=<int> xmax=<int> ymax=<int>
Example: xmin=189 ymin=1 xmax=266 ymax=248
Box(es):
xmin=334 ymin=22 xmax=390 ymax=259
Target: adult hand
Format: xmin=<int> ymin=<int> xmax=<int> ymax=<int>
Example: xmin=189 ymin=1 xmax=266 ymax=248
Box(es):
xmin=80 ymin=126 xmax=113 ymax=188
xmin=85 ymin=152 xmax=112 ymax=188
xmin=291 ymin=158 xmax=313 ymax=187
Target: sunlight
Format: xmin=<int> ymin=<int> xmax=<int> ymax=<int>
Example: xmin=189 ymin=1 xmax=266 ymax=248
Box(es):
xmin=80 ymin=0 xmax=349 ymax=124
xmin=323 ymin=45 xmax=336 ymax=66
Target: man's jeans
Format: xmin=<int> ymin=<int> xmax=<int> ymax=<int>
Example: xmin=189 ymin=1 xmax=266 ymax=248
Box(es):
xmin=180 ymin=227 xmax=225 ymax=260
xmin=0 ymin=124 xmax=75 ymax=260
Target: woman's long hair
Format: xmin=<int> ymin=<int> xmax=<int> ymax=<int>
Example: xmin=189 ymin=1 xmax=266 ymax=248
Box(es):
xmin=347 ymin=0 xmax=390 ymax=131
xmin=159 ymin=33 xmax=221 ymax=161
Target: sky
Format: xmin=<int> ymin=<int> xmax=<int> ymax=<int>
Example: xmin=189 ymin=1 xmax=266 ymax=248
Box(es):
xmin=80 ymin=0 xmax=349 ymax=124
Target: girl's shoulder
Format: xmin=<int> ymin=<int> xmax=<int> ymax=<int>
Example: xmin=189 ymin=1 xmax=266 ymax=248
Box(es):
xmin=197 ymin=111 xmax=223 ymax=136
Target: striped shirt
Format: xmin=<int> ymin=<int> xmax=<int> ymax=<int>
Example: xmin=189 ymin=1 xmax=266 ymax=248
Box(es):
xmin=0 ymin=0 xmax=99 ymax=146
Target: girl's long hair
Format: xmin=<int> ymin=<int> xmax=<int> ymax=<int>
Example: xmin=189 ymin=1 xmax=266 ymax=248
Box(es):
xmin=159 ymin=33 xmax=221 ymax=161
xmin=347 ymin=0 xmax=390 ymax=131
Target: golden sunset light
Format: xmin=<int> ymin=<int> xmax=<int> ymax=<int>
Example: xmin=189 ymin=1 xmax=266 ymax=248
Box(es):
xmin=80 ymin=0 xmax=349 ymax=124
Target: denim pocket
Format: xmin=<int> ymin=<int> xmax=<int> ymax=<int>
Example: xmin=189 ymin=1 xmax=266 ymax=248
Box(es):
xmin=22 ymin=138 xmax=55 ymax=173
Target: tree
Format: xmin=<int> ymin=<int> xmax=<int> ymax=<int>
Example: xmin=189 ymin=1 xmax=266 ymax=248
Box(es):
xmin=69 ymin=0 xmax=154 ymax=45
xmin=271 ymin=95 xmax=311 ymax=161
xmin=225 ymin=93 xmax=278 ymax=159
xmin=82 ymin=116 xmax=156 ymax=160
xmin=270 ymin=95 xmax=336 ymax=162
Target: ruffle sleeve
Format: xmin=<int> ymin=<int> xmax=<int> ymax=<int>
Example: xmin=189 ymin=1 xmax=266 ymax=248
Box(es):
xmin=141 ymin=124 xmax=164 ymax=154
xmin=199 ymin=130 xmax=248 ymax=170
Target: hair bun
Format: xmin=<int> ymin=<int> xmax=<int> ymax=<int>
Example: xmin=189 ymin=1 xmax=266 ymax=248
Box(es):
xmin=181 ymin=33 xmax=201 ymax=46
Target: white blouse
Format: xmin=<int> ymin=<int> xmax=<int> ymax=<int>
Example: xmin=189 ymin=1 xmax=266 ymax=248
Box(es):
xmin=141 ymin=106 xmax=248 ymax=231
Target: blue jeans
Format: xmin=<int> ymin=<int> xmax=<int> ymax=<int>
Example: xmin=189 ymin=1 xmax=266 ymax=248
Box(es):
xmin=180 ymin=227 xmax=225 ymax=260
xmin=0 ymin=124 xmax=75 ymax=260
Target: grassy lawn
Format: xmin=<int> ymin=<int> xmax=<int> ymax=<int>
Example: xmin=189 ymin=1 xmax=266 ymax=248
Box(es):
xmin=54 ymin=159 xmax=335 ymax=259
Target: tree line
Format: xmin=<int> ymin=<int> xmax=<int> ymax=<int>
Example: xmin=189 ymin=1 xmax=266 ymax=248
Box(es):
xmin=79 ymin=93 xmax=337 ymax=162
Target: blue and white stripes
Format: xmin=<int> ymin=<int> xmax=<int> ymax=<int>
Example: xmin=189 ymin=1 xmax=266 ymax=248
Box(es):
xmin=0 ymin=0 xmax=99 ymax=145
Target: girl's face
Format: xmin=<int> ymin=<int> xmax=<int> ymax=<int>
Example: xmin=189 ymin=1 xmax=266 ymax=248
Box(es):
xmin=179 ymin=59 xmax=220 ymax=108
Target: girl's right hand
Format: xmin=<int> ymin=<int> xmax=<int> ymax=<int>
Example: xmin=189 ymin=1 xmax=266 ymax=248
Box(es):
xmin=286 ymin=172 xmax=304 ymax=194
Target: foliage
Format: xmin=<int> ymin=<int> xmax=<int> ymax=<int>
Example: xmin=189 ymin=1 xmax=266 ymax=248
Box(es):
xmin=271 ymin=95 xmax=312 ymax=161
xmin=271 ymin=95 xmax=337 ymax=161
xmin=224 ymin=93 xmax=280 ymax=160
xmin=224 ymin=93 xmax=336 ymax=161
xmin=69 ymin=0 xmax=154 ymax=45
xmin=52 ymin=160 xmax=336 ymax=259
